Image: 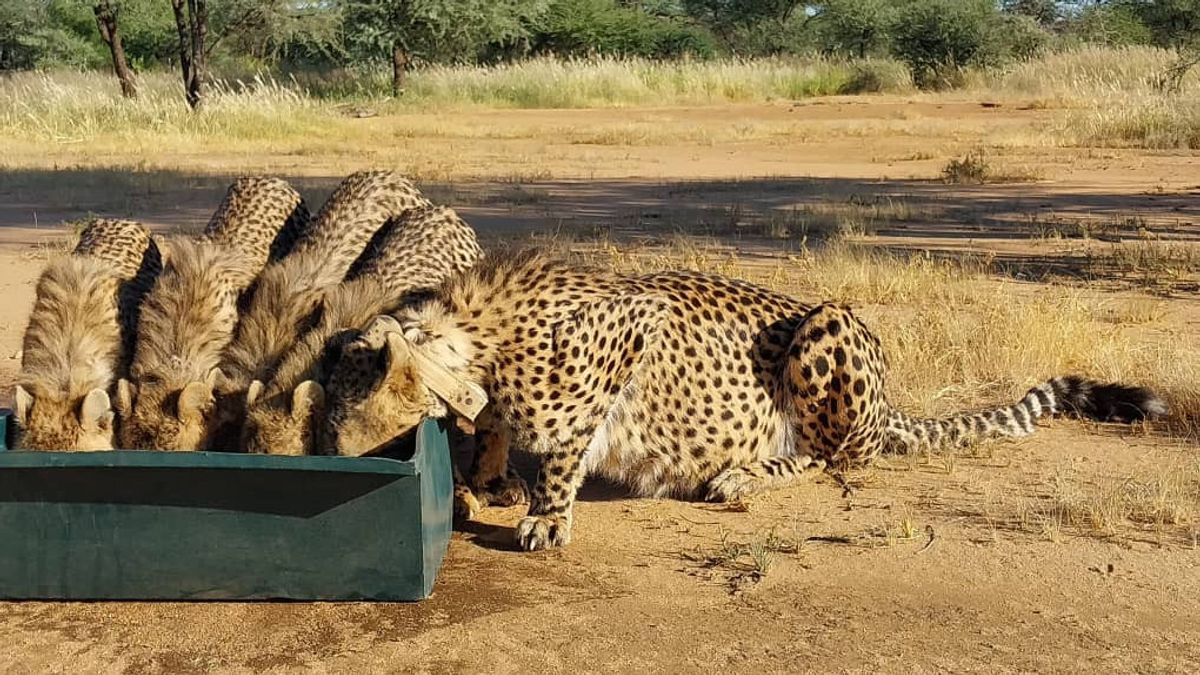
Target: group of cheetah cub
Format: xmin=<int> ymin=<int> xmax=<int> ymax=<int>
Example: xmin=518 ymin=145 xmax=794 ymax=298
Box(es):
xmin=14 ymin=170 xmax=1167 ymax=552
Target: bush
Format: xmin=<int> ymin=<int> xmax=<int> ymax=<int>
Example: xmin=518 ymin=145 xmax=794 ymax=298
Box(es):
xmin=890 ymin=0 xmax=996 ymax=88
xmin=990 ymin=13 xmax=1052 ymax=62
xmin=816 ymin=0 xmax=895 ymax=58
xmin=1066 ymin=4 xmax=1153 ymax=47
xmin=532 ymin=0 xmax=718 ymax=59
xmin=838 ymin=58 xmax=913 ymax=93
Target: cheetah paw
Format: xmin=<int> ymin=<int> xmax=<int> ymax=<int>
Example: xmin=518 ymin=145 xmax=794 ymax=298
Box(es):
xmin=479 ymin=474 xmax=530 ymax=508
xmin=516 ymin=513 xmax=571 ymax=551
xmin=704 ymin=469 xmax=760 ymax=503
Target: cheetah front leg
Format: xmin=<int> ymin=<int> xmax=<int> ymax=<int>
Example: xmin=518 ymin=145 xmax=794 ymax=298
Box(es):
xmin=706 ymin=303 xmax=887 ymax=502
xmin=517 ymin=292 xmax=670 ymax=551
xmin=516 ymin=437 xmax=593 ymax=551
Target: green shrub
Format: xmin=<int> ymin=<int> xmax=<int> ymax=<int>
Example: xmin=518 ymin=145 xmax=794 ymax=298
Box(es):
xmin=890 ymin=0 xmax=996 ymax=88
xmin=816 ymin=0 xmax=895 ymax=58
xmin=838 ymin=57 xmax=913 ymax=93
xmin=1066 ymin=5 xmax=1154 ymax=47
xmin=532 ymin=0 xmax=718 ymax=59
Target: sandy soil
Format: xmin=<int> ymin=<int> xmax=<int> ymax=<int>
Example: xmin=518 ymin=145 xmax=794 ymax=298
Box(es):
xmin=0 ymin=99 xmax=1197 ymax=674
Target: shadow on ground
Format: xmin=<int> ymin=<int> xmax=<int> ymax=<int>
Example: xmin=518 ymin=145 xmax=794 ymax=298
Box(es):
xmin=2 ymin=166 xmax=1197 ymax=290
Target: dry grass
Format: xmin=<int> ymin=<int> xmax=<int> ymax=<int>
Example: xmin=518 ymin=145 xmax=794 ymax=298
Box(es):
xmin=682 ymin=528 xmax=797 ymax=592
xmin=941 ymin=148 xmax=1044 ymax=184
xmin=965 ymin=46 xmax=1200 ymax=150
xmin=323 ymin=56 xmax=914 ymax=108
xmin=1017 ymin=461 xmax=1200 ymax=543
xmin=573 ymin=239 xmax=1200 ymax=442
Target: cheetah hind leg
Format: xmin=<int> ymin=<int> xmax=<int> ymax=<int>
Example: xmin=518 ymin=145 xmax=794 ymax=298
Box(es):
xmin=705 ymin=454 xmax=828 ymax=502
xmin=467 ymin=417 xmax=529 ymax=510
xmin=706 ymin=302 xmax=886 ymax=503
xmin=451 ymin=412 xmax=528 ymax=522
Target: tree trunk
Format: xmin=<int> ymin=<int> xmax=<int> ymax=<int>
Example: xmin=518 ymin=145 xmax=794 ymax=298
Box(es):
xmin=169 ymin=0 xmax=207 ymax=111
xmin=93 ymin=1 xmax=137 ymax=98
xmin=188 ymin=0 xmax=208 ymax=110
xmin=391 ymin=43 xmax=409 ymax=97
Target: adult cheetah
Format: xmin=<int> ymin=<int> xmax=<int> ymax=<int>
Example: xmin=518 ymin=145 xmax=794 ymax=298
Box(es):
xmin=115 ymin=177 xmax=307 ymax=450
xmin=322 ymin=250 xmax=1166 ymax=551
xmin=212 ymin=170 xmax=430 ymax=449
xmin=241 ymin=204 xmax=483 ymax=457
xmin=15 ymin=219 xmax=162 ymax=450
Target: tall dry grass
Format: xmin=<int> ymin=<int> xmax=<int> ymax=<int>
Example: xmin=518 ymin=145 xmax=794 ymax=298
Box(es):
xmin=0 ymin=71 xmax=326 ymax=143
xmin=0 ymin=57 xmax=912 ymax=144
xmin=969 ymin=46 xmax=1200 ymax=149
xmin=579 ymin=240 xmax=1200 ymax=441
xmin=2 ymin=47 xmax=1195 ymax=149
xmin=309 ymin=56 xmax=914 ymax=108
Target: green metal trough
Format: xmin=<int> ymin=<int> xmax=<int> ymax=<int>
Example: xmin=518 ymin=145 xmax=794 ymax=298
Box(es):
xmin=0 ymin=411 xmax=452 ymax=601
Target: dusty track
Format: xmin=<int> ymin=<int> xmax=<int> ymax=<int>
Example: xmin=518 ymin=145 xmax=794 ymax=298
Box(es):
xmin=0 ymin=99 xmax=1196 ymax=674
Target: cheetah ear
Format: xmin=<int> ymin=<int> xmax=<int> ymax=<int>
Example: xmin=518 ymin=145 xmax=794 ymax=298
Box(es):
xmin=291 ymin=380 xmax=324 ymax=421
xmin=177 ymin=380 xmax=213 ymax=424
xmin=79 ymin=388 xmax=114 ymax=433
xmin=114 ymin=378 xmax=136 ymax=417
xmin=382 ymin=330 xmax=416 ymax=378
xmin=13 ymin=385 xmax=33 ymax=426
xmin=246 ymin=380 xmax=264 ymax=407
xmin=392 ymin=333 xmax=488 ymax=423
xmin=205 ymin=367 xmax=224 ymax=390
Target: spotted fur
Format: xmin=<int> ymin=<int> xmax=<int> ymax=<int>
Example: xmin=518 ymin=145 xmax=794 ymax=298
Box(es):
xmin=213 ymin=170 xmax=430 ymax=449
xmin=116 ymin=238 xmax=258 ymax=450
xmin=241 ymin=205 xmax=482 ymax=456
xmin=202 ymin=175 xmax=311 ymax=268
xmin=15 ymin=219 xmax=160 ymax=450
xmin=321 ymin=250 xmax=1166 ymax=551
xmin=116 ymin=177 xmax=308 ymax=451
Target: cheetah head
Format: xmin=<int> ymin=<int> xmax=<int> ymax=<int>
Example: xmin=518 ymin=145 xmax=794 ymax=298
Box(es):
xmin=322 ymin=315 xmax=485 ymax=457
xmin=12 ymin=383 xmax=115 ymax=451
xmin=241 ymin=379 xmax=325 ymax=456
xmin=114 ymin=367 xmax=223 ymax=451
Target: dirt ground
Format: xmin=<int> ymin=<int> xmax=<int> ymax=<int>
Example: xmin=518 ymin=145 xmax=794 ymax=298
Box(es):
xmin=0 ymin=99 xmax=1197 ymax=674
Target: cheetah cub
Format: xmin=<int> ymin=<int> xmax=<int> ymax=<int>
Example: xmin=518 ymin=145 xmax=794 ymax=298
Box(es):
xmin=241 ymin=204 xmax=482 ymax=457
xmin=322 ymin=251 xmax=1165 ymax=551
xmin=116 ymin=177 xmax=308 ymax=450
xmin=212 ymin=170 xmax=430 ymax=449
xmin=15 ymin=219 xmax=162 ymax=450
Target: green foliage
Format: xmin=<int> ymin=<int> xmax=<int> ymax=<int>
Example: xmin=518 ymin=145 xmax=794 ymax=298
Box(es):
xmin=343 ymin=0 xmax=548 ymax=65
xmin=1117 ymin=0 xmax=1200 ymax=49
xmin=814 ymin=0 xmax=894 ymax=58
xmin=682 ymin=0 xmax=803 ymax=33
xmin=1068 ymin=4 xmax=1153 ymax=47
xmin=43 ymin=0 xmax=175 ymax=70
xmin=991 ymin=12 xmax=1051 ymax=62
xmin=210 ymin=0 xmax=344 ymax=69
xmin=1003 ymin=0 xmax=1059 ymax=27
xmin=890 ymin=0 xmax=998 ymax=88
xmin=533 ymin=0 xmax=717 ymax=58
xmin=0 ymin=0 xmax=92 ymax=69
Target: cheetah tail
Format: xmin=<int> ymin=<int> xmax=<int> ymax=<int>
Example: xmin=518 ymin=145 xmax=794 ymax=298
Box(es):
xmin=881 ymin=375 xmax=1167 ymax=455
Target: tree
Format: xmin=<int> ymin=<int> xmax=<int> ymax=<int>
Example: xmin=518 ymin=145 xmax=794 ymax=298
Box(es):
xmin=529 ymin=0 xmax=717 ymax=59
xmin=169 ymin=0 xmax=207 ymax=110
xmin=93 ymin=1 xmax=137 ymax=97
xmin=1118 ymin=0 xmax=1200 ymax=47
xmin=681 ymin=0 xmax=804 ymax=46
xmin=1118 ymin=0 xmax=1200 ymax=92
xmin=814 ymin=0 xmax=894 ymax=58
xmin=890 ymin=0 xmax=998 ymax=88
xmin=343 ymin=0 xmax=548 ymax=97
xmin=1003 ymin=0 xmax=1059 ymax=27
